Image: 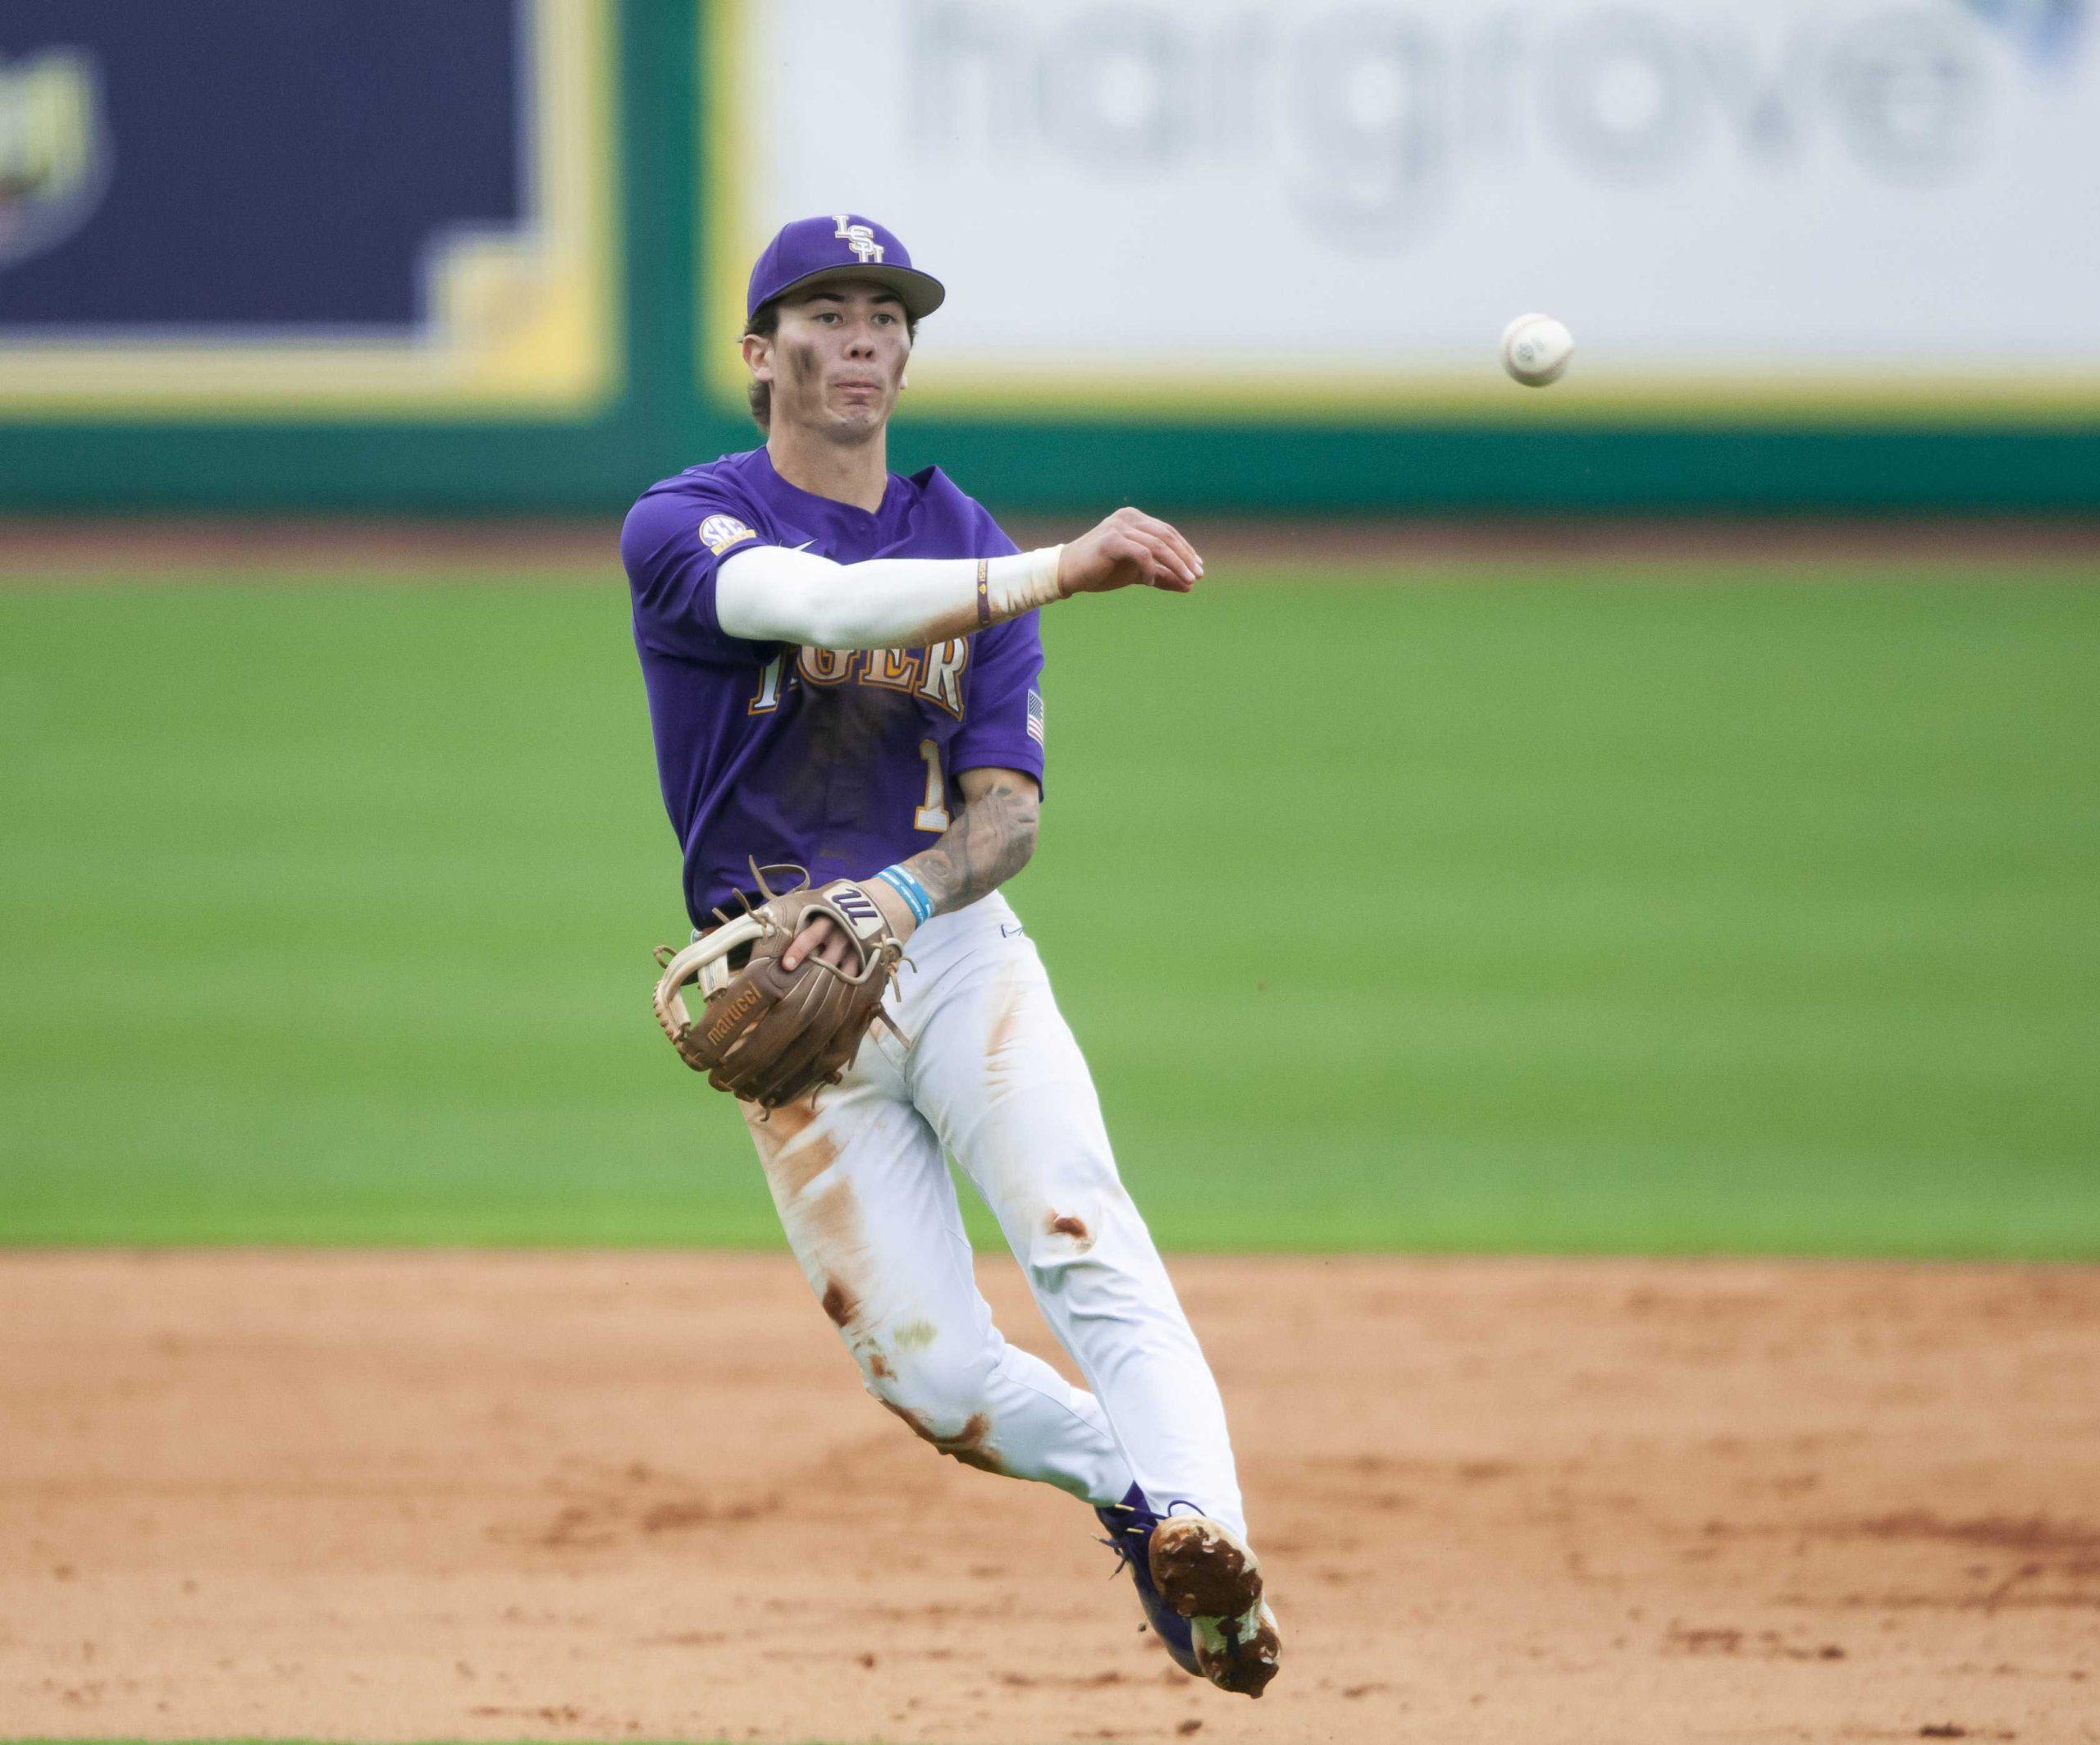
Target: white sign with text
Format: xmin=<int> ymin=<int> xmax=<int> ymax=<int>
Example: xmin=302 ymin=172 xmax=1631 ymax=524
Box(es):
xmin=720 ymin=0 xmax=2100 ymax=414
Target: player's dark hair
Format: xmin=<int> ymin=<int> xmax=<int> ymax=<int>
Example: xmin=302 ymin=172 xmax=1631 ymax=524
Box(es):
xmin=743 ymin=303 xmax=782 ymax=433
xmin=742 ymin=298 xmax=916 ymax=434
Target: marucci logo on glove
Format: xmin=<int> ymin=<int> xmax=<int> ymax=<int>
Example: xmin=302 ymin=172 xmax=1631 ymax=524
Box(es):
xmin=704 ymin=984 xmax=764 ymax=1048
xmin=828 ymin=884 xmax=884 ymax=932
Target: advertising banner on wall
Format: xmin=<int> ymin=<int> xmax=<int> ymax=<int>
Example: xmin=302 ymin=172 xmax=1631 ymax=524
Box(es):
xmin=705 ymin=0 xmax=2100 ymax=423
xmin=0 ymin=0 xmax=619 ymax=420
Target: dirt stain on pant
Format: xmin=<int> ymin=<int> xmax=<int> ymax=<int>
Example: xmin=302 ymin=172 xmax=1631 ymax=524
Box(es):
xmin=1044 ymin=1210 xmax=1094 ymax=1252
xmin=879 ymin=1400 xmax=1006 ymax=1475
xmin=744 ymin=1096 xmax=838 ymax=1201
xmin=984 ymin=975 xmax=1028 ymax=1096
xmin=797 ymin=1176 xmax=871 ymax=1345
xmin=745 ymin=1097 xmax=872 ymax=1342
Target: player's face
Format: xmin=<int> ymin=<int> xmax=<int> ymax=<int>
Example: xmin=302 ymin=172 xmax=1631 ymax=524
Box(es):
xmin=761 ymin=283 xmax=911 ymax=441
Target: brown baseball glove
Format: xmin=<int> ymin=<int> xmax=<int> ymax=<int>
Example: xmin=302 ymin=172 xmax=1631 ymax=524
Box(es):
xmin=651 ymin=862 xmax=906 ymax=1108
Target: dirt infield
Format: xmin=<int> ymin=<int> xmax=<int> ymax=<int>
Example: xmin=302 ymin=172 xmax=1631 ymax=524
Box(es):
xmin=3 ymin=1254 xmax=2096 ymax=1744
xmin=2 ymin=514 xmax=2098 ymax=575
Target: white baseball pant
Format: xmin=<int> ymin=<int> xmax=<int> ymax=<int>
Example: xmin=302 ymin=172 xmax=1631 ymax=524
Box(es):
xmin=739 ymin=890 xmax=1248 ymax=1539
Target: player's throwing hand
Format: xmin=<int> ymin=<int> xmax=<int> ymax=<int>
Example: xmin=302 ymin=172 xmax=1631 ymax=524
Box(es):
xmin=1057 ymin=506 xmax=1203 ymax=596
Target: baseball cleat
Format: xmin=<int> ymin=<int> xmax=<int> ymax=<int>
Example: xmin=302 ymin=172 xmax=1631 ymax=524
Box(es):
xmin=1148 ymin=1514 xmax=1281 ymax=1698
xmin=1094 ymin=1487 xmax=1201 ymax=1679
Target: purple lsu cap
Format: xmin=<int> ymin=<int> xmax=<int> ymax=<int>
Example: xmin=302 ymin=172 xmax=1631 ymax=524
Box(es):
xmin=745 ymin=214 xmax=946 ymax=326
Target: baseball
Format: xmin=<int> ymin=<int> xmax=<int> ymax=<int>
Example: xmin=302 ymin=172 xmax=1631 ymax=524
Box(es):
xmin=1501 ymin=313 xmax=1574 ymax=387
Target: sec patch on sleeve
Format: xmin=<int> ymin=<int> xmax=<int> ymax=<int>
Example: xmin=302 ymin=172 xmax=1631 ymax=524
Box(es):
xmin=699 ymin=514 xmax=757 ymax=556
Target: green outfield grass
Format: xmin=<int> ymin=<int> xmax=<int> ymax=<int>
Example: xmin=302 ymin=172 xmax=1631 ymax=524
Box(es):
xmin=2 ymin=564 xmax=2095 ymax=1255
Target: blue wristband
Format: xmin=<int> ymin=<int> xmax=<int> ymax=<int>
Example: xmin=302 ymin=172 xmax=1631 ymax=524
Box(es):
xmin=874 ymin=864 xmax=934 ymax=926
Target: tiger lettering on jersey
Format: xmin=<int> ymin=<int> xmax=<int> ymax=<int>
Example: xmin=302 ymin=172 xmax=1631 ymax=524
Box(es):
xmin=861 ymin=645 xmax=923 ymax=694
xmin=799 ymin=646 xmax=855 ymax=687
xmin=750 ymin=639 xmax=973 ymax=719
xmin=918 ymin=639 xmax=970 ymax=717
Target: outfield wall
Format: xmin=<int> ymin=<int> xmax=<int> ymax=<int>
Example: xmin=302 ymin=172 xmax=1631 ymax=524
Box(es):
xmin=1 ymin=0 xmax=2095 ymax=514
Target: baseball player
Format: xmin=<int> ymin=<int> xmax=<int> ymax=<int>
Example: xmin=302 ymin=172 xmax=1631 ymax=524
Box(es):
xmin=620 ymin=214 xmax=1280 ymax=1698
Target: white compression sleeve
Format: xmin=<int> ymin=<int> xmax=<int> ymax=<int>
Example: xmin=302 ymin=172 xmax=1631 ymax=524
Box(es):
xmin=715 ymin=543 xmax=1065 ymax=650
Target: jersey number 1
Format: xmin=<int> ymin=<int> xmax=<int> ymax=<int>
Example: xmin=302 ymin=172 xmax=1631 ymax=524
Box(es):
xmin=750 ymin=659 xmax=948 ymax=834
xmin=915 ymin=739 xmax=950 ymax=833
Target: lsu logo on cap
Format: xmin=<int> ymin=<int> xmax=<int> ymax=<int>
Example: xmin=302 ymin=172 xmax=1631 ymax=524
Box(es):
xmin=833 ymin=214 xmax=884 ymax=263
xmin=698 ymin=514 xmax=757 ymax=556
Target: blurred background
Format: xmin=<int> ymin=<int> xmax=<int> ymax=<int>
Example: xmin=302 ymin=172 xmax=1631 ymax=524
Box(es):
xmin=2 ymin=0 xmax=2094 ymax=1256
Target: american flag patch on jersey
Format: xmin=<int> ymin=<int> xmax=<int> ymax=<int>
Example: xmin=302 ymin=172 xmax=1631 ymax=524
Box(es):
xmin=1026 ymin=687 xmax=1045 ymax=745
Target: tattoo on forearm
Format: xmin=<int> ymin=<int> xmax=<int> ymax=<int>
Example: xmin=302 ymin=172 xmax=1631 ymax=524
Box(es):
xmin=903 ymin=779 xmax=1039 ymax=916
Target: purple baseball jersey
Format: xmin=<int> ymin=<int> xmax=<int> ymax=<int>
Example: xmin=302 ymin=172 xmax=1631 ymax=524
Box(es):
xmin=622 ymin=445 xmax=1046 ymax=926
